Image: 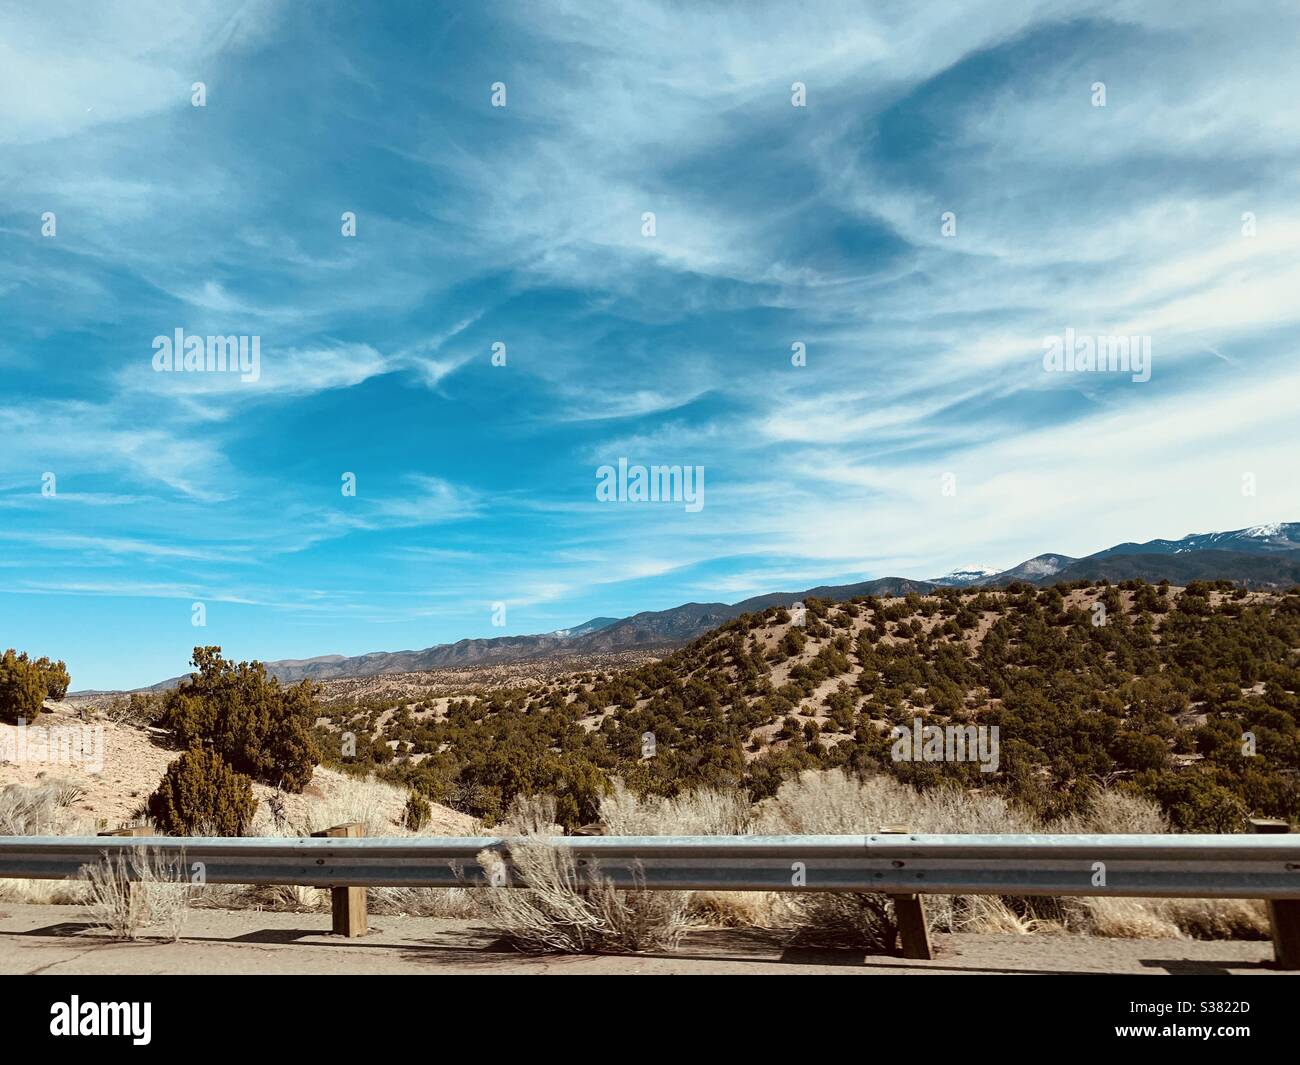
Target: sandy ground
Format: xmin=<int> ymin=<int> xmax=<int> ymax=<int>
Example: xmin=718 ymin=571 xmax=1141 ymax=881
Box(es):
xmin=0 ymin=703 xmax=476 ymax=834
xmin=0 ymin=705 xmax=175 ymax=827
xmin=0 ymin=903 xmax=1283 ymax=975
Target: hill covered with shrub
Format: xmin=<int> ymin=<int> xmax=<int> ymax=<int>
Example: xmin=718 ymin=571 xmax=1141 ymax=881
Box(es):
xmin=316 ymin=580 xmax=1300 ymax=832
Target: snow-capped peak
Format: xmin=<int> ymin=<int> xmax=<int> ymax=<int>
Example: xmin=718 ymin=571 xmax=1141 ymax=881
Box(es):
xmin=1246 ymin=522 xmax=1283 ymax=538
xmin=931 ymin=565 xmax=1000 ymax=586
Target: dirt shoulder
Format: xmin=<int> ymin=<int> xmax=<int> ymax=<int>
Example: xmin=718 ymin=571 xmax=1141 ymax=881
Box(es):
xmin=0 ymin=904 xmax=1281 ymax=975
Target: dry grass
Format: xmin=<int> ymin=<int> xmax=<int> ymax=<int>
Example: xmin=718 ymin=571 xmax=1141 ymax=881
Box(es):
xmin=1053 ymin=788 xmax=1169 ymax=834
xmin=367 ymin=886 xmax=483 ymax=918
xmin=0 ymin=782 xmax=100 ymax=904
xmin=282 ymin=773 xmax=404 ymax=838
xmin=1060 ymin=895 xmax=1269 ymax=940
xmin=595 ymin=782 xmax=778 ymax=928
xmin=476 ymin=839 xmax=689 ymax=953
xmin=786 ymin=892 xmax=897 ymax=950
xmin=599 ymin=780 xmax=752 ymax=836
xmin=753 ymin=769 xmax=1037 ymax=943
xmin=689 ymin=889 xmax=784 ymax=928
xmin=1031 ymin=790 xmax=1266 ymax=938
xmin=204 ymin=774 xmax=485 ymax=915
xmin=753 ymin=769 xmax=1037 ymax=836
xmin=499 ymin=793 xmax=563 ymax=835
xmin=80 ymin=845 xmax=192 ymax=941
xmin=0 ymin=876 xmax=88 ymax=906
xmin=751 ymin=769 xmax=1263 ymax=947
xmin=953 ymin=894 xmax=1042 ymax=934
xmin=472 ymin=780 xmax=749 ymax=953
xmin=0 ymin=782 xmax=64 ymax=835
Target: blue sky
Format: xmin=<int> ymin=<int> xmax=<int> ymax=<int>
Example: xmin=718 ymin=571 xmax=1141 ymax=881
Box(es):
xmin=3 ymin=1 xmax=1300 ymax=690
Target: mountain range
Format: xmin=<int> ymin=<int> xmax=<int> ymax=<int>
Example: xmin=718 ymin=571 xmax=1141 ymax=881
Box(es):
xmin=126 ymin=522 xmax=1300 ymax=688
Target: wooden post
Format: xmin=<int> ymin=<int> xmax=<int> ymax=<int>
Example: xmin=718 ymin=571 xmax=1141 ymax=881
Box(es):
xmin=880 ymin=825 xmax=933 ymax=960
xmin=1251 ymin=818 xmax=1299 ymax=970
xmin=312 ymin=822 xmax=368 ymax=938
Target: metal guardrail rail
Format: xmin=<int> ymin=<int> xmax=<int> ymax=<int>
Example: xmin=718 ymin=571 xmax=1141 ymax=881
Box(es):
xmin=4 ymin=830 xmax=1299 ymax=965
xmin=2 ymin=833 xmax=1299 ymax=898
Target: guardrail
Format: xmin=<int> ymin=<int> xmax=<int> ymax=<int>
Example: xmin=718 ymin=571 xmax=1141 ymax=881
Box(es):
xmin=2 ymin=829 xmax=1297 ymax=966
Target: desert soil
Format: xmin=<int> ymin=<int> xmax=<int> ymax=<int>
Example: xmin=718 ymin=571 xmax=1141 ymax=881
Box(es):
xmin=0 ymin=703 xmax=475 ymax=834
xmin=0 ymin=904 xmax=1283 ymax=975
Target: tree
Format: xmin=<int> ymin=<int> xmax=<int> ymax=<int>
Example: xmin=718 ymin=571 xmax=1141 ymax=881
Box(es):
xmin=1 ymin=649 xmax=70 ymax=723
xmin=148 ymin=747 xmax=258 ymax=836
xmin=1135 ymin=770 xmax=1248 ymax=833
xmin=32 ymin=656 xmax=71 ymax=701
xmin=160 ymin=646 xmax=319 ymax=791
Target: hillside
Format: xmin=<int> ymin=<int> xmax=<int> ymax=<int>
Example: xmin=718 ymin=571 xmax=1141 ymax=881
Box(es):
xmin=0 ymin=701 xmax=476 ymax=835
xmin=1045 ymin=551 xmax=1300 ymax=587
xmin=314 ymin=579 xmax=1300 ymax=831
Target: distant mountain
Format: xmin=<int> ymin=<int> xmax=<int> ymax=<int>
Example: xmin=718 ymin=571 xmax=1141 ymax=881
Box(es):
xmin=254 ymin=577 xmax=935 ymax=683
xmin=1089 ymin=522 xmax=1300 ymax=558
xmin=1046 ymin=550 xmax=1300 ymax=587
xmin=929 ymin=554 xmax=1077 ymax=588
xmin=116 ymin=522 xmax=1300 ymax=691
xmin=969 ymin=523 xmax=1300 ymax=588
xmin=151 ymin=579 xmax=925 ymax=687
xmin=983 ymin=553 xmax=1078 ymax=584
xmin=548 ymin=617 xmax=619 ymax=638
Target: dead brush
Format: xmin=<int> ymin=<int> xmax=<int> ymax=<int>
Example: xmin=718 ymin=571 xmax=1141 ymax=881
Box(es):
xmin=80 ymin=845 xmax=194 ymax=941
xmin=0 ymin=783 xmax=62 ymax=835
xmin=368 ymin=885 xmax=483 ymax=918
xmin=785 ymin=892 xmax=898 ymax=952
xmin=754 ymin=769 xmax=1260 ymax=947
xmin=476 ymin=838 xmax=689 ymax=954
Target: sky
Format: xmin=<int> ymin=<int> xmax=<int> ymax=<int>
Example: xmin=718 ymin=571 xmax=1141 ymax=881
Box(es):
xmin=3 ymin=0 xmax=1300 ymax=690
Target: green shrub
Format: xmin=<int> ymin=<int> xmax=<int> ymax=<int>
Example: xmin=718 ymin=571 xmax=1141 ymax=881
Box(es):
xmin=403 ymin=791 xmax=432 ymax=832
xmin=147 ymin=748 xmax=258 ymax=836
xmin=0 ymin=650 xmax=45 ymax=723
xmin=0 ymin=649 xmax=71 ymax=722
xmin=160 ymin=646 xmax=319 ymax=792
xmin=1133 ymin=771 xmax=1248 ymax=833
xmin=32 ymin=657 xmax=71 ymax=701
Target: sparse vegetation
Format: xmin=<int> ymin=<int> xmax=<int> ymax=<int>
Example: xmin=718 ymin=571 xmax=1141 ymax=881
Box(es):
xmin=477 ymin=838 xmax=691 ymax=954
xmin=0 ymin=781 xmax=78 ymax=836
xmin=463 ymin=769 xmax=1270 ymax=953
xmin=80 ymin=846 xmax=192 ymax=941
xmin=402 ymin=791 xmax=432 ymax=832
xmin=10 ymin=579 xmax=1295 ymax=954
xmin=315 ymin=581 xmax=1300 ymax=833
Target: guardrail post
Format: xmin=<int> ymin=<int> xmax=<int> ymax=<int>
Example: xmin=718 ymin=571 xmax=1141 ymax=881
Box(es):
xmin=312 ymin=823 xmax=368 ymax=937
xmin=880 ymin=824 xmax=933 ymax=960
xmin=1251 ymin=818 xmax=1299 ymax=970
